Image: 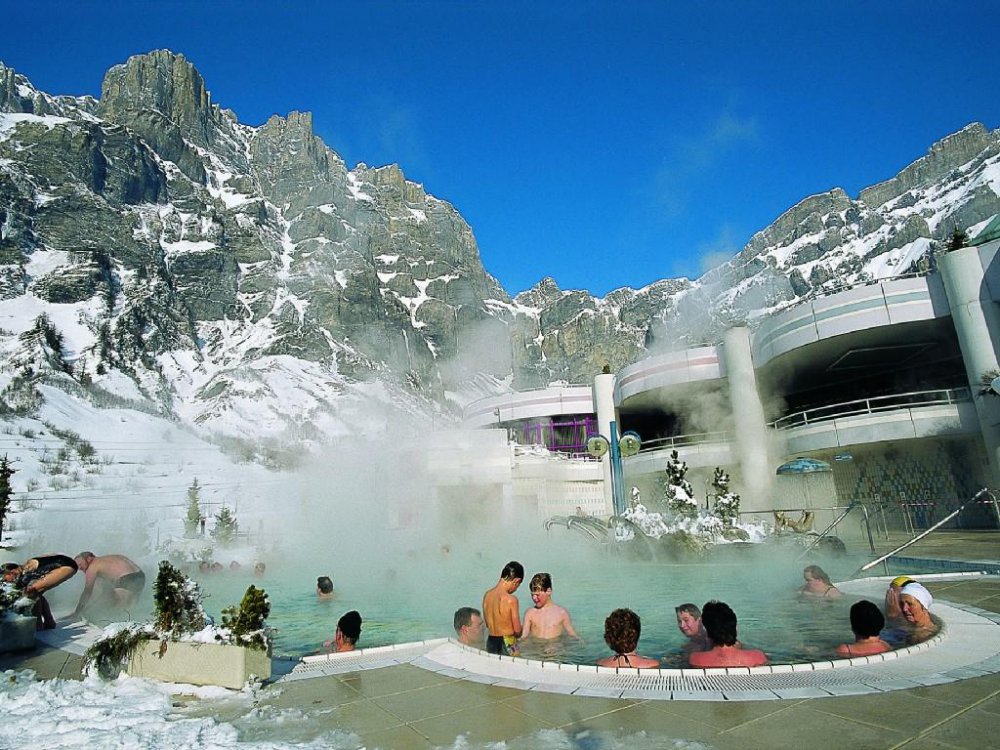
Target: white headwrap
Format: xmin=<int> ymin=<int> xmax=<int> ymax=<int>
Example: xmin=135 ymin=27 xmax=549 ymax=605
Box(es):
xmin=900 ymin=582 xmax=932 ymax=610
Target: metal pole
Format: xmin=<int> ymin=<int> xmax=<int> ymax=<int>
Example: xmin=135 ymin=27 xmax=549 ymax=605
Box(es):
xmin=796 ymin=502 xmax=857 ymax=560
xmin=859 ymin=488 xmax=990 ymax=572
xmin=859 ymin=504 xmax=877 ymax=555
xmin=609 ymin=420 xmax=624 ymax=516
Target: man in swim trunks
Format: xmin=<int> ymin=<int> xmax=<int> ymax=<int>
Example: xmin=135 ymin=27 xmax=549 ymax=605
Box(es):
xmin=482 ymin=560 xmax=523 ymax=656
xmin=71 ymin=552 xmax=145 ymax=618
xmin=2 ymin=553 xmax=79 ymax=629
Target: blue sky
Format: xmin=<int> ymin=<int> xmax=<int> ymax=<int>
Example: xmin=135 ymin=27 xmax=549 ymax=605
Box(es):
xmin=4 ymin=1 xmax=1000 ymax=296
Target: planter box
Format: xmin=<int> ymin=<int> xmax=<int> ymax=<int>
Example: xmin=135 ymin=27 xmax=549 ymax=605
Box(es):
xmin=0 ymin=614 xmax=36 ymax=654
xmin=127 ymin=639 xmax=271 ymax=689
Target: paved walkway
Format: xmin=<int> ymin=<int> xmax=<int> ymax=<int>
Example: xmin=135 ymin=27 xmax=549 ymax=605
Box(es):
xmin=4 ymin=536 xmax=1000 ymax=748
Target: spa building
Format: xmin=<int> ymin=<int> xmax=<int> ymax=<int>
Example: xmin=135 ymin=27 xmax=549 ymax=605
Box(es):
xmin=458 ymin=232 xmax=1000 ymax=532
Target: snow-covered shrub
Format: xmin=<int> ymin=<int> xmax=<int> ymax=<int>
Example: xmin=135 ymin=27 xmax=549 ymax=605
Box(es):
xmin=711 ymin=467 xmax=741 ymax=527
xmin=664 ymin=450 xmax=697 ymax=518
xmin=219 ymin=585 xmax=271 ymax=652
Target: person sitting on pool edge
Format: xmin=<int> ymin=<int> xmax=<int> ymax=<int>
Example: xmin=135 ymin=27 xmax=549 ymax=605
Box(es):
xmin=836 ymin=600 xmax=892 ymax=657
xmin=798 ymin=564 xmax=842 ymax=599
xmin=596 ymin=608 xmax=659 ymax=669
xmin=453 ymin=606 xmax=485 ymax=647
xmin=324 ymin=610 xmax=362 ymax=653
xmin=899 ymin=582 xmax=939 ymax=644
xmin=689 ymin=600 xmax=768 ymax=668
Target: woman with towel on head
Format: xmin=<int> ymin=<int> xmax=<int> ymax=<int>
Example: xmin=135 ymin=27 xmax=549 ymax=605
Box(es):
xmin=899 ymin=582 xmax=938 ymax=644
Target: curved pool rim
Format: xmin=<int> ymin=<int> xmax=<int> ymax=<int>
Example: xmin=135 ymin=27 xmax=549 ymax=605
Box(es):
xmin=288 ymin=572 xmax=1000 ymax=701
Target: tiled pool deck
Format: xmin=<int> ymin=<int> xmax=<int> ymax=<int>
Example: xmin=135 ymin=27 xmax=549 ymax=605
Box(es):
xmin=4 ymin=531 xmax=1000 ymax=749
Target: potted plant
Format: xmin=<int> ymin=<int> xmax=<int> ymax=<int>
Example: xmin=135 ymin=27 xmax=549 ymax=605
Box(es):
xmin=85 ymin=561 xmax=272 ymax=688
xmin=0 ymin=579 xmax=37 ymax=654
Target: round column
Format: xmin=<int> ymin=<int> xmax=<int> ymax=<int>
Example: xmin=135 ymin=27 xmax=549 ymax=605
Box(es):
xmin=593 ymin=372 xmax=617 ymax=516
xmin=722 ymin=327 xmax=772 ymax=511
xmin=939 ymin=245 xmax=1000 ymax=484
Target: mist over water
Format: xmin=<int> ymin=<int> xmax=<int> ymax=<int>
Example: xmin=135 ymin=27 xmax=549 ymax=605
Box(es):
xmin=6 ymin=393 xmax=865 ymax=663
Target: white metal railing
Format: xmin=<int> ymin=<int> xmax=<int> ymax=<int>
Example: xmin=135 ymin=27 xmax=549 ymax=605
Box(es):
xmin=770 ymin=387 xmax=971 ymax=430
xmin=637 ymin=431 xmax=732 ymax=454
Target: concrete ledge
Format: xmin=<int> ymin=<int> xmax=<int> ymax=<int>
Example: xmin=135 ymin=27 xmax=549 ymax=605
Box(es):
xmin=128 ymin=639 xmax=271 ymax=690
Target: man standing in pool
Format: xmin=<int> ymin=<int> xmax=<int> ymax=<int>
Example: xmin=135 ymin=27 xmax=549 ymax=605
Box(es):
xmin=482 ymin=560 xmax=523 ymax=655
xmin=521 ymin=572 xmax=581 ymax=641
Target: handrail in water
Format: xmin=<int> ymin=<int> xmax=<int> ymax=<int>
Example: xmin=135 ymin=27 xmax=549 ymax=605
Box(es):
xmin=857 ymin=488 xmax=999 ymax=574
xmin=795 ymin=501 xmax=876 ymax=559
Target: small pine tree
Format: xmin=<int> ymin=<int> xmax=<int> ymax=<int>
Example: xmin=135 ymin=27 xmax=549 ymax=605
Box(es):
xmin=220 ymin=585 xmax=271 ymax=651
xmin=184 ymin=478 xmax=201 ymax=537
xmin=711 ymin=467 xmax=741 ymax=527
xmin=212 ymin=506 xmax=238 ymax=546
xmin=0 ymin=455 xmax=13 ymax=542
xmin=152 ymin=561 xmax=207 ymax=637
xmin=664 ymin=450 xmax=697 ymax=518
xmin=947 ymin=226 xmax=969 ymax=251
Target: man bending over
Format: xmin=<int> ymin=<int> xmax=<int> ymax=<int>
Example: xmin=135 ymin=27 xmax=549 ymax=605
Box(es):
xmin=72 ymin=552 xmax=145 ymax=618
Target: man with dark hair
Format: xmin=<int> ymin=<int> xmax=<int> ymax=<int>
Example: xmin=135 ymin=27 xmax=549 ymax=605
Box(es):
xmin=482 ymin=560 xmax=523 ymax=655
xmin=453 ymin=606 xmax=485 ymax=647
xmin=324 ymin=610 xmax=362 ymax=652
xmin=316 ymin=576 xmax=334 ymax=599
xmin=837 ymin=600 xmax=892 ymax=657
xmin=689 ymin=600 xmax=767 ymax=668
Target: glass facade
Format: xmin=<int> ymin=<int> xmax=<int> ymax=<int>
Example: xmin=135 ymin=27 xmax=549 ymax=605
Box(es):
xmin=508 ymin=414 xmax=598 ymax=455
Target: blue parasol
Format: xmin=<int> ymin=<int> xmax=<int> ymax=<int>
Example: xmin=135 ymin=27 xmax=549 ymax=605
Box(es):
xmin=775 ymin=457 xmax=832 ymax=475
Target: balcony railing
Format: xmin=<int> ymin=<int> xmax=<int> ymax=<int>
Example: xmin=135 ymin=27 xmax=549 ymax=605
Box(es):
xmin=770 ymin=387 xmax=971 ymax=430
xmin=636 ymin=431 xmax=732 ymax=454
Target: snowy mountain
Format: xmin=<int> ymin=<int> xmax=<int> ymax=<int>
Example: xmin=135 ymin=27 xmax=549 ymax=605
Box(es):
xmin=2 ymin=50 xmax=999 ymax=458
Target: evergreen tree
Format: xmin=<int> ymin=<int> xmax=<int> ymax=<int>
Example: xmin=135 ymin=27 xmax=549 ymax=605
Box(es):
xmin=711 ymin=467 xmax=741 ymax=527
xmin=212 ymin=506 xmax=239 ymax=546
xmin=0 ymin=455 xmax=14 ymax=543
xmin=220 ymin=585 xmax=271 ymax=651
xmin=153 ymin=560 xmax=207 ymax=637
xmin=664 ymin=450 xmax=697 ymax=518
xmin=948 ymin=226 xmax=969 ymax=251
xmin=184 ymin=478 xmax=201 ymax=537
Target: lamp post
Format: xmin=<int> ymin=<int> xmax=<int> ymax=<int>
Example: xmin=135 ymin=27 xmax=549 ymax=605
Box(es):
xmin=587 ymin=428 xmax=641 ymax=516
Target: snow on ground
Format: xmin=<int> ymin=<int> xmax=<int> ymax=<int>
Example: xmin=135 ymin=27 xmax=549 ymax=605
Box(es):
xmin=0 ymin=671 xmax=360 ymax=749
xmin=0 ymin=385 xmax=286 ymax=562
xmin=0 ymin=670 xmax=708 ymax=750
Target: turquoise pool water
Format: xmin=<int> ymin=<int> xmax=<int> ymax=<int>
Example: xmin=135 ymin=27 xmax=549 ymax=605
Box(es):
xmin=178 ymin=539 xmax=884 ymax=665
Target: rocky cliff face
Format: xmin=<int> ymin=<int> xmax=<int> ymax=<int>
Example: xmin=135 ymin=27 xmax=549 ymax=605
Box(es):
xmin=1 ymin=51 xmax=999 ymax=450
